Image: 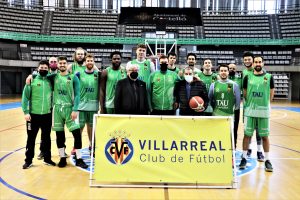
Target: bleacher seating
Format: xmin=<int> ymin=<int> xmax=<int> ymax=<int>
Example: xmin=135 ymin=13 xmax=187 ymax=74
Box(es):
xmin=188 ymin=50 xmax=235 ymax=65
xmin=253 ymin=50 xmax=292 ymax=65
xmin=278 ymin=12 xmax=300 ymax=38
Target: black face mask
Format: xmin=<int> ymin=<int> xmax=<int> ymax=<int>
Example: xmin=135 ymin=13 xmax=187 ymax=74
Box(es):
xmin=130 ymin=72 xmax=138 ymax=80
xmin=39 ymin=70 xmax=48 ymax=77
xmin=160 ymin=63 xmax=168 ymax=72
xmin=229 ymin=71 xmax=236 ymax=76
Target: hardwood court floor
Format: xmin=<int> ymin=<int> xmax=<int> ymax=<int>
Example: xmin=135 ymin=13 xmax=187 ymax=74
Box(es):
xmin=0 ymin=97 xmax=299 ymax=200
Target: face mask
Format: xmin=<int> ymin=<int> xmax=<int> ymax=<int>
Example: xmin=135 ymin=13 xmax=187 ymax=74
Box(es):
xmin=49 ymin=63 xmax=57 ymax=71
xmin=229 ymin=71 xmax=235 ymax=76
xmin=39 ymin=70 xmax=48 ymax=77
xmin=130 ymin=72 xmax=138 ymax=80
xmin=255 ymin=66 xmax=262 ymax=72
xmin=184 ymin=75 xmax=193 ymax=83
xmin=160 ymin=63 xmax=168 ymax=72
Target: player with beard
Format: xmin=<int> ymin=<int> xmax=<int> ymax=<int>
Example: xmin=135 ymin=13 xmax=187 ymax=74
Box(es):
xmin=100 ymin=51 xmax=127 ymax=114
xmin=186 ymin=53 xmax=201 ymax=73
xmin=242 ymin=52 xmax=264 ymax=161
xmin=76 ymin=53 xmax=100 ymax=153
xmin=126 ymin=44 xmax=155 ymax=86
xmin=198 ymin=59 xmax=218 ymax=116
xmin=68 ymin=47 xmax=86 ymax=74
xmin=51 ymin=56 xmax=88 ymax=169
xmin=239 ymin=56 xmax=274 ymax=172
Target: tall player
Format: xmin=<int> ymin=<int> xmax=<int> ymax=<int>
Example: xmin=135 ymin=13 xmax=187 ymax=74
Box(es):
xmin=242 ymin=52 xmax=264 ymax=161
xmin=239 ymin=56 xmax=274 ymax=172
xmin=77 ymin=53 xmax=100 ymax=151
xmin=126 ymin=44 xmax=155 ymax=85
xmin=167 ymin=52 xmax=180 ymax=73
xmin=100 ymin=51 xmax=127 ymax=114
xmin=68 ymin=47 xmax=86 ymax=74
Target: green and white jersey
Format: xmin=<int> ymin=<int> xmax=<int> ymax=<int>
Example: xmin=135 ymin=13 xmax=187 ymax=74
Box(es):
xmin=149 ymin=71 xmax=179 ymax=110
xmin=53 ymin=73 xmax=80 ymax=111
xmin=21 ymin=74 xmax=52 ymax=115
xmin=244 ymin=73 xmax=272 ymax=118
xmin=105 ymin=66 xmax=127 ymax=109
xmin=210 ymin=80 xmax=237 ymax=116
xmin=168 ymin=66 xmax=180 ymax=74
xmin=71 ymin=62 xmax=86 ymax=74
xmin=78 ymin=71 xmax=99 ymax=111
xmin=229 ymin=74 xmax=242 ymax=96
xmin=198 ymin=72 xmax=218 ymax=92
xmin=128 ymin=59 xmax=154 ymax=84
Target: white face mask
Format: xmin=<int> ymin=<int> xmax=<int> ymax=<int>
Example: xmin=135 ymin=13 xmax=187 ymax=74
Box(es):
xmin=184 ymin=75 xmax=193 ymax=83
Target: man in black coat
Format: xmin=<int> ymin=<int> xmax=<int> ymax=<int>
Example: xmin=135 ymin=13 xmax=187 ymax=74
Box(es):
xmin=174 ymin=66 xmax=208 ymax=116
xmin=114 ymin=64 xmax=149 ymax=115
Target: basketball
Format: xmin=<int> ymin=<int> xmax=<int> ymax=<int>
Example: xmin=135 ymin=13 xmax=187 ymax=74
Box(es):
xmin=189 ymin=96 xmax=205 ymax=111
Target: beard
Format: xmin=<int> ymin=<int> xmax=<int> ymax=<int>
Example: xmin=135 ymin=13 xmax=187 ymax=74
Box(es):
xmin=254 ymin=66 xmax=262 ymax=72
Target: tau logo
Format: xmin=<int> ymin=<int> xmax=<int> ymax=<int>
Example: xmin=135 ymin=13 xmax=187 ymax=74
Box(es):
xmin=105 ymin=131 xmax=134 ymax=165
xmin=216 ymin=100 xmax=229 ymax=107
xmin=58 ymin=89 xmax=67 ymax=95
xmin=85 ymin=88 xmax=94 ymax=93
xmin=252 ymin=92 xmax=263 ymax=97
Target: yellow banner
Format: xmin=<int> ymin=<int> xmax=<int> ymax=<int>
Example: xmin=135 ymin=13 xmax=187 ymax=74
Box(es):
xmin=93 ymin=115 xmax=234 ymax=186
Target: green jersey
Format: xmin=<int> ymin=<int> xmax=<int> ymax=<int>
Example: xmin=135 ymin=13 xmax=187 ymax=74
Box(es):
xmin=211 ymin=80 xmax=236 ymax=116
xmin=130 ymin=59 xmax=152 ymax=83
xmin=21 ymin=74 xmax=52 ymax=115
xmin=71 ymin=62 xmax=85 ymax=74
xmin=229 ymin=74 xmax=242 ymax=97
xmin=244 ymin=73 xmax=272 ymax=118
xmin=242 ymin=68 xmax=254 ymax=108
xmin=168 ymin=67 xmax=180 ymax=74
xmin=105 ymin=66 xmax=127 ymax=108
xmin=198 ymin=72 xmax=218 ymax=92
xmin=53 ymin=73 xmax=80 ymax=111
xmin=78 ymin=71 xmax=100 ymax=111
xmin=149 ymin=71 xmax=178 ymax=110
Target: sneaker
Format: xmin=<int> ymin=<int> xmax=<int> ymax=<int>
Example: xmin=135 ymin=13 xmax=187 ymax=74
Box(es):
xmin=23 ymin=162 xmax=32 ymax=169
xmin=37 ymin=152 xmax=44 ymax=160
xmin=71 ymin=148 xmax=76 ymax=156
xmin=247 ymin=149 xmax=252 ymax=158
xmin=257 ymin=152 xmax=265 ymax=162
xmin=239 ymin=158 xmax=247 ymax=169
xmin=265 ymin=160 xmax=273 ymax=172
xmin=76 ymin=158 xmax=88 ymax=169
xmin=64 ymin=152 xmax=69 ymax=157
xmin=44 ymin=159 xmax=56 ymax=166
xmin=58 ymin=157 xmax=67 ymax=168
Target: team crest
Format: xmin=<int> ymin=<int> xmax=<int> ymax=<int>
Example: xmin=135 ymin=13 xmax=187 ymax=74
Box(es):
xmin=264 ymin=76 xmax=268 ymax=84
xmin=157 ymin=78 xmax=161 ymax=82
xmin=227 ymin=84 xmax=232 ymax=92
xmin=104 ymin=130 xmax=134 ymax=165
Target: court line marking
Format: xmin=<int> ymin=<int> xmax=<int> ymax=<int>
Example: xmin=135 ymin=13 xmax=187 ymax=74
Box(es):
xmin=0 ymin=124 xmax=25 ymax=133
xmin=0 ymin=147 xmax=45 ymax=200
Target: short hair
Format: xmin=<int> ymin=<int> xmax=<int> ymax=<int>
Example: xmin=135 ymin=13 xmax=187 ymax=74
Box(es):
xmin=186 ymin=53 xmax=197 ymax=60
xmin=159 ymin=54 xmax=168 ymax=60
xmin=243 ymin=52 xmax=254 ymax=59
xmin=85 ymin=53 xmax=94 ymax=59
xmin=184 ymin=66 xmax=193 ymax=72
xmin=126 ymin=64 xmax=139 ymax=72
xmin=110 ymin=51 xmax=122 ymax=59
xmin=168 ymin=52 xmax=177 ymax=58
xmin=254 ymin=55 xmax=264 ymax=62
xmin=202 ymin=58 xmax=212 ymax=64
xmin=58 ymin=56 xmax=67 ymax=62
xmin=38 ymin=60 xmax=49 ymax=67
xmin=137 ymin=43 xmax=147 ymax=49
xmin=218 ymin=64 xmax=229 ymax=71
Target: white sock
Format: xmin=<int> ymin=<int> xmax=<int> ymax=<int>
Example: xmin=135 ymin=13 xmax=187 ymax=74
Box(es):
xmin=265 ymin=152 xmax=269 ymax=160
xmin=76 ymin=149 xmax=82 ymax=159
xmin=242 ymin=150 xmax=247 ymax=158
xmin=58 ymin=148 xmax=66 ymax=158
xmin=257 ymin=144 xmax=263 ymax=152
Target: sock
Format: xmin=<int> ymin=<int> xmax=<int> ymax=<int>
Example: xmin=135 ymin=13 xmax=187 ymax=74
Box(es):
xmin=242 ymin=150 xmax=247 ymax=158
xmin=58 ymin=148 xmax=66 ymax=158
xmin=76 ymin=149 xmax=82 ymax=159
xmin=257 ymin=144 xmax=263 ymax=152
xmin=265 ymin=152 xmax=269 ymax=160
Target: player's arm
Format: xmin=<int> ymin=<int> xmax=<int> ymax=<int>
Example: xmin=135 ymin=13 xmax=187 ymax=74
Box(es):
xmin=147 ymin=73 xmax=154 ymax=111
xmin=208 ymin=83 xmax=215 ymax=109
xmin=67 ymin=63 xmax=73 ymax=74
xmin=233 ymin=82 xmax=241 ymax=110
xmin=21 ymin=84 xmax=31 ymax=121
xmin=173 ymin=81 xmax=180 ymax=109
xmin=114 ymin=80 xmax=122 ymax=114
xmin=150 ymin=61 xmax=156 ymax=73
xmin=243 ymin=75 xmax=248 ymax=100
xmin=99 ymin=69 xmax=107 ymax=114
xmin=270 ymin=75 xmax=275 ymax=101
xmin=73 ymin=75 xmax=80 ymax=112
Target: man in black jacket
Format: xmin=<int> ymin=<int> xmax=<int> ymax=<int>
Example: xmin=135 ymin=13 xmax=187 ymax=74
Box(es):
xmin=114 ymin=64 xmax=149 ymax=115
xmin=174 ymin=67 xmax=208 ymax=116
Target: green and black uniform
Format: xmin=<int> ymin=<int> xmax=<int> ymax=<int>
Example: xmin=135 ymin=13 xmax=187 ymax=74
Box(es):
xmin=21 ymin=73 xmax=53 ymax=163
xmin=243 ymin=72 xmax=274 ymax=137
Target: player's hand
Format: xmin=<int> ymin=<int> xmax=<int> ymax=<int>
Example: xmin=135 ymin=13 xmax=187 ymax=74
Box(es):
xmin=26 ymin=75 xmax=33 ymax=85
xmin=173 ymin=102 xmax=179 ymax=110
xmin=192 ymin=105 xmax=205 ymax=112
xmin=24 ymin=114 xmax=31 ymax=121
xmin=71 ymin=111 xmax=78 ymax=121
xmin=193 ymin=74 xmax=200 ymax=81
xmin=178 ymin=70 xmax=183 ymax=77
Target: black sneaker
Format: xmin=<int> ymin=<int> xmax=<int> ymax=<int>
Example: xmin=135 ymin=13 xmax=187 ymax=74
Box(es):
xmin=257 ymin=152 xmax=265 ymax=162
xmin=23 ymin=162 xmax=32 ymax=169
xmin=44 ymin=159 xmax=56 ymax=166
xmin=37 ymin=152 xmax=44 ymax=160
xmin=76 ymin=158 xmax=88 ymax=169
xmin=247 ymin=149 xmax=252 ymax=158
xmin=58 ymin=157 xmax=67 ymax=168
xmin=265 ymin=160 xmax=273 ymax=172
xmin=239 ymin=158 xmax=247 ymax=169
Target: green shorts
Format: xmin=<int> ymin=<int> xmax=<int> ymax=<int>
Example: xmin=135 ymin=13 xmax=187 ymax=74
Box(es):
xmin=52 ymin=105 xmax=80 ymax=132
xmin=244 ymin=116 xmax=270 ymax=137
xmin=79 ymin=111 xmax=96 ymax=128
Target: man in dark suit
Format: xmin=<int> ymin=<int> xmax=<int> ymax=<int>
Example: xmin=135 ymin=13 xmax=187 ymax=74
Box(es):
xmin=174 ymin=66 xmax=208 ymax=116
xmin=115 ymin=64 xmax=149 ymax=115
